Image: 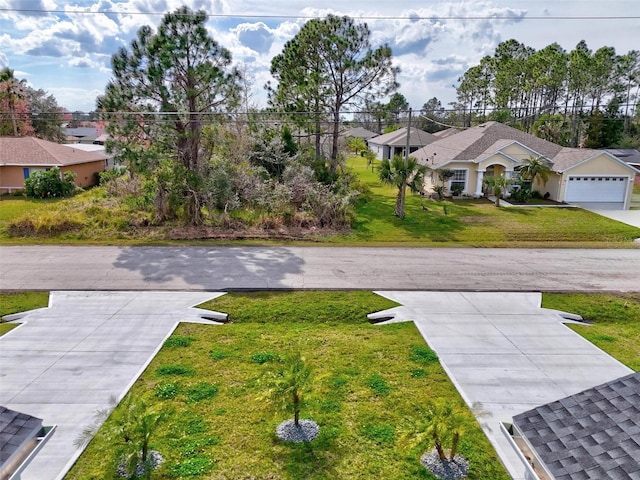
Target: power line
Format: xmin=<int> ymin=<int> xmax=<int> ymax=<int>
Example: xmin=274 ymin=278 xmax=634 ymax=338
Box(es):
xmin=1 ymin=7 xmax=639 ymax=20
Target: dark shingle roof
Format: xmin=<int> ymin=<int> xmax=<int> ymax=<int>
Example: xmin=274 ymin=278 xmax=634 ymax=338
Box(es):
xmin=368 ymin=127 xmax=437 ymax=147
xmin=513 ymin=371 xmax=640 ymax=480
xmin=0 ymin=406 xmax=43 ymax=467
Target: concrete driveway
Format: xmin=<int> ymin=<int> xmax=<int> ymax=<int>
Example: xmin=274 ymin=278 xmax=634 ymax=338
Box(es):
xmin=583 ymin=208 xmax=640 ymax=228
xmin=0 ymin=291 xmax=222 ymax=480
xmin=370 ymin=292 xmax=633 ymax=480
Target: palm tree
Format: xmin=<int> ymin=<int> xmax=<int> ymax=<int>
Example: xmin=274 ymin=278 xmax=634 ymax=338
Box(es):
xmin=517 ymin=156 xmax=552 ymax=190
xmin=74 ymin=395 xmax=166 ymax=479
xmin=0 ymin=67 xmax=26 ymax=137
xmin=263 ymin=351 xmax=313 ymax=426
xmin=378 ymin=154 xmax=429 ymax=219
xmin=410 ymin=400 xmax=468 ymax=462
xmin=483 ymin=175 xmax=513 ymax=207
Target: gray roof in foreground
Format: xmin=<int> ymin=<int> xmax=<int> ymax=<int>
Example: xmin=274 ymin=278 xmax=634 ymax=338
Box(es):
xmin=513 ymin=371 xmax=640 ymax=480
xmin=0 ymin=406 xmax=43 ymax=467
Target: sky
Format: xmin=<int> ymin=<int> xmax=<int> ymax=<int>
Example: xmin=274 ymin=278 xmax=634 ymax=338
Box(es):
xmin=1 ymin=0 xmax=639 ymax=113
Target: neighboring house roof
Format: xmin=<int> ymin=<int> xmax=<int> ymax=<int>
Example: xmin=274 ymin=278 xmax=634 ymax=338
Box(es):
xmin=64 ymin=127 xmax=99 ymax=141
xmin=413 ymin=122 xmax=637 ymax=174
xmin=0 ymin=406 xmax=43 ymax=471
xmin=343 ymin=126 xmax=378 ymax=139
xmin=0 ymin=137 xmax=107 ymax=167
xmin=604 ymin=148 xmax=640 ymax=167
xmin=368 ymin=127 xmax=437 ymax=147
xmin=432 ymin=128 xmax=462 ymax=139
xmin=513 ymin=371 xmax=640 ymax=480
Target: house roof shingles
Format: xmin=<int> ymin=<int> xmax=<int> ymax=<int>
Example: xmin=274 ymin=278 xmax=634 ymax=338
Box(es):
xmin=413 ymin=121 xmax=563 ymax=167
xmin=368 ymin=127 xmax=437 ymax=147
xmin=513 ymin=371 xmax=640 ymax=480
xmin=343 ymin=126 xmax=379 ymax=139
xmin=0 ymin=406 xmax=43 ymax=467
xmin=0 ymin=136 xmax=107 ymax=167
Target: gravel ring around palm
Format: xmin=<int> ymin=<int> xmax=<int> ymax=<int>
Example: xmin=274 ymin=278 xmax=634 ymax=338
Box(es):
xmin=276 ymin=419 xmax=319 ymax=443
xmin=420 ymin=449 xmax=469 ymax=480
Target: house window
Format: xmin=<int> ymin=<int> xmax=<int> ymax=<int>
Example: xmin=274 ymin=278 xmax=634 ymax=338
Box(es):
xmin=450 ymin=169 xmax=467 ymax=191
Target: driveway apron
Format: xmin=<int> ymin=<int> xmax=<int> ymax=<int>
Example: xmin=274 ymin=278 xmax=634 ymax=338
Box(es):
xmin=0 ymin=291 xmax=222 ymax=480
xmin=372 ymin=291 xmax=633 ymax=480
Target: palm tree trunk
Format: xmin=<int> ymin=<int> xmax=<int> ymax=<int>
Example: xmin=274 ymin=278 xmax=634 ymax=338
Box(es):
xmin=435 ymin=440 xmax=446 ymax=461
xmin=395 ymin=185 xmax=405 ymax=219
xmin=449 ymin=432 xmax=460 ymax=460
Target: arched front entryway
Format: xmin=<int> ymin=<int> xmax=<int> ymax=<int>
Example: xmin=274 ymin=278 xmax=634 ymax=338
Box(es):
xmin=474 ymin=163 xmax=514 ymax=197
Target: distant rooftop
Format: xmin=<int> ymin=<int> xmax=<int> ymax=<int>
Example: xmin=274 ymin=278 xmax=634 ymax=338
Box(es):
xmin=513 ymin=371 xmax=640 ymax=480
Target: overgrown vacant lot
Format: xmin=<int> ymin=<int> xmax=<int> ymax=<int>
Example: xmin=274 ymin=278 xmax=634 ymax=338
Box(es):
xmin=65 ymin=291 xmax=510 ymax=480
xmin=1 ymin=156 xmax=638 ymax=247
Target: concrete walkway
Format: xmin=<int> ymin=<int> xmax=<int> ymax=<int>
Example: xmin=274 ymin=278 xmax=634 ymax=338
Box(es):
xmin=0 ymin=291 xmax=223 ymax=480
xmin=370 ymin=292 xmax=633 ymax=480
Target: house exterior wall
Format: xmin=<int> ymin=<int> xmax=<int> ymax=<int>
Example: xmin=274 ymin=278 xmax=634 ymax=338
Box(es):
xmin=62 ymin=160 xmax=105 ymax=188
xmin=565 ymin=154 xmax=635 ymax=176
xmin=0 ymin=166 xmax=27 ymax=193
xmin=535 ymin=172 xmax=562 ymax=200
xmin=0 ymin=160 xmax=105 ymax=194
xmin=500 ymin=143 xmax=538 ymax=160
xmin=478 ymin=153 xmax=519 ymax=172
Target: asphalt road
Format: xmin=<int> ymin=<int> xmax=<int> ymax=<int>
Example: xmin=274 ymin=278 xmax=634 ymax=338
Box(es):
xmin=1 ymin=246 xmax=639 ymax=292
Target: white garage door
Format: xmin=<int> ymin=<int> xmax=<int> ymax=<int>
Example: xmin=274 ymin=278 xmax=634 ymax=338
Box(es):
xmin=565 ymin=176 xmax=627 ymax=202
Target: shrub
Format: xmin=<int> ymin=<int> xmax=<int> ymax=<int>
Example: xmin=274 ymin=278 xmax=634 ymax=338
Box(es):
xmin=24 ymin=167 xmax=76 ymax=198
xmin=410 ymin=345 xmax=438 ymax=365
xmin=451 ymin=184 xmax=464 ymax=197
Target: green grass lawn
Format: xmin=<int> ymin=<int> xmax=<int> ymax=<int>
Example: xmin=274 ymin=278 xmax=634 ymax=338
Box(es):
xmin=1 ymin=158 xmax=638 ymax=247
xmin=542 ymin=292 xmax=640 ymax=371
xmin=338 ymin=156 xmax=640 ymax=247
xmin=0 ymin=291 xmax=49 ymax=336
xmin=65 ymin=291 xmax=510 ymax=480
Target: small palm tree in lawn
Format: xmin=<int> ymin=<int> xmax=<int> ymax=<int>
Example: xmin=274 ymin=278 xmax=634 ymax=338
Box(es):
xmin=406 ymin=400 xmax=470 ymax=478
xmin=378 ymin=154 xmax=429 ymax=219
xmin=517 ymin=156 xmax=552 ymax=192
xmin=483 ymin=175 xmax=513 ymax=207
xmin=261 ymin=351 xmax=318 ymax=442
xmin=75 ymin=395 xmax=167 ymax=479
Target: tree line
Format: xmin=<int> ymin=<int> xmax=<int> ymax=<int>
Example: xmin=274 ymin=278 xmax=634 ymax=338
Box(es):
xmin=453 ymin=39 xmax=639 ymax=147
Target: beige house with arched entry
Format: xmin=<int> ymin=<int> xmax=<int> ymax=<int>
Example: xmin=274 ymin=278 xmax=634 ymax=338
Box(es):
xmin=411 ymin=122 xmax=637 ymax=210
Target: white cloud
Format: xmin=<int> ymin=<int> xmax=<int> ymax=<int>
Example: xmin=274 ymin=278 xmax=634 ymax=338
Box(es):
xmin=1 ymin=0 xmax=638 ymax=112
xmin=47 ymin=86 xmax=105 ymax=112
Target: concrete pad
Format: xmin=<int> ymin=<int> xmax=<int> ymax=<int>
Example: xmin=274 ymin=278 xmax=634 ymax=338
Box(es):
xmin=0 ymin=291 xmax=224 ymax=480
xmin=372 ymin=291 xmax=633 ymax=480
